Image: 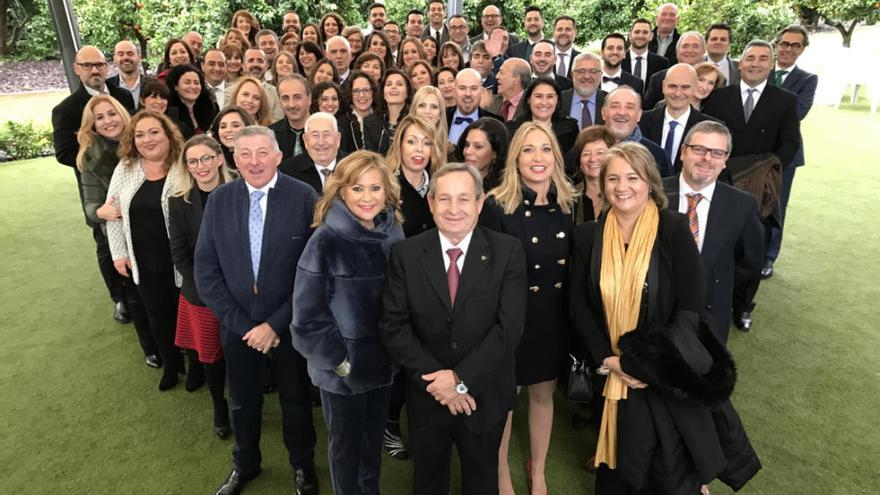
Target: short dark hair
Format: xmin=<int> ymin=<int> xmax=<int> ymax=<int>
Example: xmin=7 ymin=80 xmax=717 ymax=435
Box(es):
xmin=705 ymin=23 xmax=732 ymax=41
xmin=554 ymin=16 xmax=576 ymax=30
xmin=525 ymin=5 xmax=543 ymax=16
xmin=601 ymin=33 xmax=628 ymax=50
xmin=775 ymin=24 xmax=810 ymax=47
xmin=630 ymin=18 xmax=652 ymax=31
xmin=407 ymin=9 xmax=424 ymax=21
xmin=454 ymin=117 xmax=511 ymax=182
xmin=369 ymin=2 xmax=386 ymax=12
xmin=521 ymin=77 xmax=564 ymax=121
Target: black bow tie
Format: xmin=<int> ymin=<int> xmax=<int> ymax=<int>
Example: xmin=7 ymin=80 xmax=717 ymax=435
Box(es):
xmin=453 ymin=116 xmax=474 ymax=125
xmin=603 ymin=76 xmax=621 ymax=84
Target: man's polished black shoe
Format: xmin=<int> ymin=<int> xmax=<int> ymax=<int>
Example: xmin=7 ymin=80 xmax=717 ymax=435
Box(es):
xmin=215 ymin=468 xmax=260 ymax=495
xmin=145 ymin=354 xmax=162 ymax=369
xmin=760 ymin=260 xmax=774 ymax=279
xmin=113 ymin=301 xmax=131 ymax=323
xmin=734 ymin=312 xmax=753 ymax=332
xmin=295 ymin=466 xmax=319 ymax=495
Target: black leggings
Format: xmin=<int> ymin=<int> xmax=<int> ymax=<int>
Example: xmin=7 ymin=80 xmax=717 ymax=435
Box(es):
xmin=135 ymin=267 xmax=179 ymax=373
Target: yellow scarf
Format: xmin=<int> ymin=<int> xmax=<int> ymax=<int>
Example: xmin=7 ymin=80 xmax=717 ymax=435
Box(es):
xmin=594 ymin=202 xmax=659 ymax=469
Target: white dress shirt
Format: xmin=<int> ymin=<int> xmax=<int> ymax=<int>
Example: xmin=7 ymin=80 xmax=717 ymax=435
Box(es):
xmin=206 ymin=80 xmax=226 ymax=106
xmin=661 ymin=107 xmax=690 ymax=162
xmin=439 ymin=230 xmax=473 ymax=272
xmin=314 ymin=159 xmax=337 ymax=186
xmin=629 ymin=49 xmax=648 ymax=81
xmin=740 ymin=79 xmax=768 ymax=107
xmin=245 ymin=171 xmax=279 ymax=227
xmin=601 ymin=68 xmax=623 ymax=93
xmin=707 ymin=55 xmax=731 ymax=84
xmin=555 ymin=48 xmax=573 ymax=76
xmin=677 ymin=175 xmax=716 ymax=252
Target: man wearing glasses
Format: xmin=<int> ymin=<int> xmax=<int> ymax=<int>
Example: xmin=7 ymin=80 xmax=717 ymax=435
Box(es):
xmin=470 ymin=5 xmax=520 ymax=46
xmin=447 ymin=15 xmax=473 ymax=60
xmin=663 ymin=120 xmax=764 ymax=345
xmin=52 ymin=46 xmax=137 ymax=324
xmin=562 ymin=52 xmax=607 ymax=129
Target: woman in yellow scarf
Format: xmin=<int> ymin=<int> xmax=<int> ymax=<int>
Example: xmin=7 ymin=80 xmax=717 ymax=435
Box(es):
xmin=569 ymin=142 xmax=760 ymax=494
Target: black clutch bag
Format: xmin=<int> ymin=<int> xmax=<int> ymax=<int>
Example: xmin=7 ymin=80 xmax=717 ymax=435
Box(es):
xmin=565 ymin=353 xmax=593 ymax=403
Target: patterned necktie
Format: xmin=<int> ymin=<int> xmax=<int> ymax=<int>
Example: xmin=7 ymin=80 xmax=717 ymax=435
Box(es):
xmin=581 ymin=98 xmax=592 ymax=129
xmin=775 ymin=70 xmax=789 ymax=87
xmin=446 ymin=247 xmax=463 ymax=305
xmin=557 ymin=53 xmax=566 ymax=77
xmin=686 ymin=192 xmax=703 ymax=245
xmin=664 ymin=120 xmax=679 ymax=164
xmin=743 ymin=88 xmax=756 ymax=123
xmin=500 ymin=100 xmax=513 ymax=122
xmin=634 ymin=56 xmax=644 ymax=81
xmin=249 ymin=190 xmax=265 ymax=280
xmin=319 ymin=167 xmax=331 ymax=178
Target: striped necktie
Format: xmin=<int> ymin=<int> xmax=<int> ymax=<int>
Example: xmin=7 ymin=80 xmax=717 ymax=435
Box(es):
xmin=686 ymin=192 xmax=703 ymax=245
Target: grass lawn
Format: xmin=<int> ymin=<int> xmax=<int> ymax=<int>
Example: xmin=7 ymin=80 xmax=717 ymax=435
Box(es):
xmin=1 ymin=104 xmax=878 ymax=494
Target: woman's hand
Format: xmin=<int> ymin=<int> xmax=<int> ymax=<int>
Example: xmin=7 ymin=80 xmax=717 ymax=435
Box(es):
xmin=97 ymin=196 xmax=122 ymax=221
xmin=113 ymin=257 xmax=131 ymax=277
xmin=604 ymin=356 xmax=648 ymax=390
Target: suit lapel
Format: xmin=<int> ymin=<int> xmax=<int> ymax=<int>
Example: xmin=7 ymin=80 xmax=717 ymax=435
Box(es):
xmin=700 ymin=185 xmax=728 ymax=268
xmin=783 ymin=67 xmax=803 ymax=90
xmin=420 ymin=234 xmax=452 ymax=311
xmin=454 ymin=228 xmax=490 ymax=311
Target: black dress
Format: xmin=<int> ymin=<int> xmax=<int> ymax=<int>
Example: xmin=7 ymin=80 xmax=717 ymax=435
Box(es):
xmin=397 ymin=172 xmax=434 ymax=238
xmin=479 ymin=186 xmax=574 ymax=385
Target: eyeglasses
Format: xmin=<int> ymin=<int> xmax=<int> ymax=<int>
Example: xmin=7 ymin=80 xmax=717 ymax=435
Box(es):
xmin=449 ymin=25 xmax=467 ymax=30
xmin=76 ymin=62 xmax=107 ymax=71
xmin=351 ymin=88 xmax=372 ymax=95
xmin=481 ymin=14 xmax=501 ymax=19
xmin=777 ymin=41 xmax=803 ymax=50
xmin=572 ymin=68 xmax=602 ymax=76
xmin=684 ymin=144 xmax=728 ymax=159
xmin=186 ymin=153 xmax=219 ymax=168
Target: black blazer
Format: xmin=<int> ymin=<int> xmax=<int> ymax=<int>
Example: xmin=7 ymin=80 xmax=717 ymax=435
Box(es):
xmin=337 ymin=111 xmax=366 ymax=153
xmin=168 ymin=190 xmax=209 ymax=306
xmin=421 ymin=24 xmax=450 ymax=44
xmin=648 ymin=28 xmax=681 ymax=64
xmin=560 ymin=88 xmax=606 ymax=128
xmin=638 ymin=107 xmax=718 ymax=173
xmin=770 ymin=66 xmax=818 ymax=167
xmin=397 ymin=173 xmax=435 ymax=238
xmin=608 ymin=71 xmax=644 ymax=95
xmin=507 ymin=116 xmax=579 ymax=152
xmin=51 ymin=83 xmax=136 ymax=168
xmin=269 ymin=118 xmax=306 ymax=162
xmin=555 ymin=48 xmax=581 ymax=79
xmin=547 ymin=73 xmax=573 ymax=92
xmin=663 ymin=176 xmax=764 ymax=343
xmin=642 ymin=69 xmax=668 ymax=110
xmin=506 ymin=40 xmax=532 ymax=60
xmin=379 ymin=226 xmax=527 ymax=433
xmin=279 ymin=151 xmax=346 ymax=194
xmin=700 ymin=83 xmax=800 ymax=166
xmin=622 ymin=51 xmax=670 ymax=87
xmin=363 ymin=113 xmax=397 ymax=154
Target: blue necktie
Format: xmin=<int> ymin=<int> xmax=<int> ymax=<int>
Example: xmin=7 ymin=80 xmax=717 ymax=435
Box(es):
xmin=249 ymin=190 xmax=265 ymax=280
xmin=664 ymin=121 xmax=678 ymax=164
xmin=453 ymin=116 xmax=474 ymax=125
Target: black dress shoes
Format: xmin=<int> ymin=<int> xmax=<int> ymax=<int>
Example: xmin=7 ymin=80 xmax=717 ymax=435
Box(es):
xmin=761 ymin=260 xmax=774 ymax=279
xmin=145 ymin=354 xmax=162 ymax=369
xmin=215 ymin=468 xmax=260 ymax=495
xmin=734 ymin=312 xmax=753 ymax=332
xmin=113 ymin=301 xmax=131 ymax=323
xmin=295 ymin=466 xmax=319 ymax=495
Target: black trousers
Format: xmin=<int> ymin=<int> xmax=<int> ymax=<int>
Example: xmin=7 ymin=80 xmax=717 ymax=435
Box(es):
xmin=407 ymin=393 xmax=506 ymax=495
xmin=135 ymin=267 xmax=178 ymax=367
xmin=222 ymin=331 xmax=316 ymax=476
xmin=766 ymin=165 xmax=797 ymax=262
xmin=122 ymin=275 xmax=157 ymax=356
xmin=73 ymin=167 xmax=125 ymax=304
xmin=321 ymin=385 xmax=392 ymax=495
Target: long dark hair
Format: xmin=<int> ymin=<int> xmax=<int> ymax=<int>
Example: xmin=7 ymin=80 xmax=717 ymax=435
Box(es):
xmin=519 ymin=77 xmax=565 ymax=122
xmin=165 ymin=64 xmax=218 ymax=132
xmin=455 ymin=117 xmax=510 ymax=188
xmin=296 ymin=41 xmax=325 ymax=75
xmin=343 ymin=70 xmax=380 ymax=114
xmin=378 ymin=68 xmax=414 ymax=120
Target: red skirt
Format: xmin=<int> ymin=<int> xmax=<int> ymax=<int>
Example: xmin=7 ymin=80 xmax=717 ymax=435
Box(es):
xmin=175 ymin=294 xmax=223 ymax=364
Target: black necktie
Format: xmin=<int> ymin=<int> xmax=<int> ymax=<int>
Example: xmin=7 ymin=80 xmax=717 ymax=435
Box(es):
xmin=634 ymin=56 xmax=644 ymax=81
xmin=453 ymin=116 xmax=474 ymax=125
xmin=603 ymin=76 xmax=621 ymax=84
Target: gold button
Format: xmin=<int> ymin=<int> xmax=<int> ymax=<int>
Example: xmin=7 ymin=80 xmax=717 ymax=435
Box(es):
xmin=531 ymin=237 xmax=539 ymax=244
xmin=557 ymin=259 xmax=566 ymax=265
xmin=554 ymin=282 xmax=563 ymax=289
xmin=556 ymin=231 xmax=566 ymax=239
xmin=524 ymin=210 xmax=532 ymax=217
xmin=529 ymin=286 xmax=540 ymax=293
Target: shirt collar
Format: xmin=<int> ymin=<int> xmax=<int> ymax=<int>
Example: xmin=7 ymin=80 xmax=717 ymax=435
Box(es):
xmin=439 ymin=229 xmax=473 ymax=253
xmin=453 ymin=108 xmax=479 ymax=122
xmin=740 ymin=79 xmax=768 ymax=94
xmin=315 ymin=158 xmax=337 ymax=170
xmin=84 ymin=84 xmax=108 ymax=96
xmin=663 ymin=106 xmax=691 ymax=126
xmin=775 ymin=64 xmax=796 ymax=73
xmin=507 ymin=90 xmax=524 ymax=107
xmin=245 ymin=171 xmax=279 ymax=196
xmin=603 ymin=68 xmax=621 ymax=78
xmin=679 ymin=173 xmax=716 ymax=201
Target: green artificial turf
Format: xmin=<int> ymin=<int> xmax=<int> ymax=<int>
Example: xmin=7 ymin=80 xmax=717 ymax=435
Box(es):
xmin=1 ymin=105 xmax=878 ymax=494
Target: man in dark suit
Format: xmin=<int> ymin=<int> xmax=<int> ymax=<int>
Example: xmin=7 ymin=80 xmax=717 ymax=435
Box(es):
xmin=469 ymin=41 xmax=498 ymax=93
xmin=52 ymin=45 xmax=136 ymax=322
xmin=195 ymin=126 xmax=319 ymax=495
xmin=107 ymin=40 xmax=143 ymax=103
xmin=664 ymin=121 xmax=764 ymax=343
xmin=648 ymin=3 xmax=681 ymax=64
xmin=506 ymin=6 xmax=545 ymax=59
xmin=601 ymin=86 xmax=672 ymax=176
xmin=561 ymin=52 xmax=606 ymax=129
xmin=552 ymin=16 xmax=580 ymax=79
xmin=279 ymin=112 xmax=344 ymax=193
xmin=269 ymin=74 xmax=311 ymax=161
xmin=705 ymin=24 xmax=741 ymax=86
xmin=447 ymin=69 xmax=503 ymax=145
xmin=701 ymin=40 xmax=800 ymax=330
xmin=529 ymin=39 xmax=573 ymax=91
xmin=623 ymin=18 xmax=670 ymax=87
xmin=421 ymin=1 xmax=450 ymax=44
xmin=643 ymin=31 xmax=707 ymax=109
xmin=485 ymin=58 xmax=530 ymax=122
xmin=470 ymin=4 xmax=520 ymax=46
xmin=763 ymin=25 xmax=819 ymax=278
xmin=600 ymin=34 xmax=644 ymax=95
xmin=379 ymin=162 xmax=527 ymax=495
xmin=639 ymin=64 xmax=717 ymax=174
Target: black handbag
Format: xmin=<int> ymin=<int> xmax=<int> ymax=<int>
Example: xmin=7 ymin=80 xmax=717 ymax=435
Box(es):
xmin=565 ymin=353 xmax=593 ymax=403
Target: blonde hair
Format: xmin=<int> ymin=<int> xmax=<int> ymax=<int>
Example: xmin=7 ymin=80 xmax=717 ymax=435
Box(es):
xmin=169 ymin=134 xmax=237 ymax=202
xmin=599 ymin=142 xmax=667 ymax=211
xmin=408 ymin=85 xmax=448 ymax=152
xmin=228 ymin=76 xmax=272 ymax=125
xmin=489 ymin=121 xmax=577 ymax=215
xmin=386 ymin=115 xmax=446 ymax=176
xmin=118 ymin=111 xmax=184 ymax=171
xmin=312 ymin=150 xmax=404 ymax=226
xmin=76 ymin=95 xmax=131 ymax=171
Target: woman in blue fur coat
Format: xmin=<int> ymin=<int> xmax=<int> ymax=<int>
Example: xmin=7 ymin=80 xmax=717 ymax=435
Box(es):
xmin=291 ymin=150 xmax=405 ymax=495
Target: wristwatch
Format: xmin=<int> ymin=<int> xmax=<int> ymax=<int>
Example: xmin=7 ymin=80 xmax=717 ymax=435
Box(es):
xmin=333 ymin=358 xmax=351 ymax=377
xmin=455 ymin=381 xmax=468 ymax=395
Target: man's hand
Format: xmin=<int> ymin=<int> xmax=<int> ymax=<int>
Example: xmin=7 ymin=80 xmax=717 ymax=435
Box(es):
xmin=242 ymin=322 xmax=279 ymax=354
xmin=445 ymin=393 xmax=477 ymax=416
xmin=484 ymin=37 xmax=503 ymax=58
xmin=113 ymin=257 xmax=131 ymax=277
xmin=422 ymin=369 xmax=458 ymax=403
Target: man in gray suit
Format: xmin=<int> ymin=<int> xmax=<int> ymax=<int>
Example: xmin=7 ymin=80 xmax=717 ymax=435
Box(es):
xmin=485 ymin=57 xmax=530 ymax=122
xmin=705 ymin=23 xmax=740 ymax=86
xmin=561 ymin=52 xmax=606 ymax=130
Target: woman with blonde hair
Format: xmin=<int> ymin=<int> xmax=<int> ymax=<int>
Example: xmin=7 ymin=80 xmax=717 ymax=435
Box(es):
xmin=227 ymin=76 xmax=272 ymax=125
xmin=479 ymin=121 xmax=577 ymax=495
xmin=101 ymin=111 xmax=185 ymax=390
xmin=78 ymin=96 xmax=159 ymax=366
xmin=408 ymin=85 xmax=448 ymax=156
xmin=291 ymin=150 xmax=404 ymax=495
xmin=168 ymin=135 xmax=237 ymax=436
xmin=220 ymin=28 xmax=251 ymax=52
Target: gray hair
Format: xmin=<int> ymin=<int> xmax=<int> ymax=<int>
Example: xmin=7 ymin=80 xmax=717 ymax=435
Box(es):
xmin=573 ymin=51 xmax=603 ymax=70
xmin=775 ymin=24 xmax=810 ymax=47
xmin=255 ymin=29 xmax=278 ymax=42
xmin=428 ymin=162 xmax=484 ymax=199
xmin=603 ymin=85 xmax=643 ymax=110
xmin=683 ymin=120 xmax=733 ymax=152
xmin=326 ymin=35 xmax=351 ymax=51
xmin=657 ymin=3 xmax=679 ymax=15
xmin=741 ymin=39 xmax=774 ymax=60
xmin=504 ymin=57 xmax=532 ymax=90
xmin=676 ymin=31 xmax=706 ymax=51
xmin=234 ymin=125 xmax=280 ymax=152
xmin=305 ymin=112 xmax=339 ymax=133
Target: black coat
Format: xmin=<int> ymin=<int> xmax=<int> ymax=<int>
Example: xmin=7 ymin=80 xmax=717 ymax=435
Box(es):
xmin=269 ymin=118 xmax=307 ymax=162
xmin=337 ymin=111 xmax=366 ymax=153
xmin=168 ymin=189 xmax=209 ymax=306
xmin=622 ymin=51 xmax=670 ymax=88
xmin=279 ymin=151 xmax=347 ymax=194
xmin=638 ymin=108 xmax=719 ymax=174
xmin=642 ymin=69 xmax=668 ymax=110
xmin=608 ymin=71 xmax=644 ymax=95
xmin=648 ymin=28 xmax=681 ymax=64
xmin=569 ymin=209 xmax=761 ymax=492
xmin=379 ymin=226 xmax=527 ymax=433
xmin=560 ymin=89 xmax=606 ymax=128
xmin=362 ymin=113 xmax=396 ymax=154
xmin=397 ymin=172 xmax=435 ymax=238
xmin=507 ymin=115 xmax=579 ymax=153
xmin=663 ymin=176 xmax=765 ymax=343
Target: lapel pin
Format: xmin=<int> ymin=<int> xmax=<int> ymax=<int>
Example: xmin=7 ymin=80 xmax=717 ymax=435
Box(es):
xmin=481 ymin=255 xmax=488 ymax=261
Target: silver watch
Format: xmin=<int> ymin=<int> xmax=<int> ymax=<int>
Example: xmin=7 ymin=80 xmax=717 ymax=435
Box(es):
xmin=334 ymin=359 xmax=351 ymax=377
xmin=455 ymin=381 xmax=468 ymax=395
